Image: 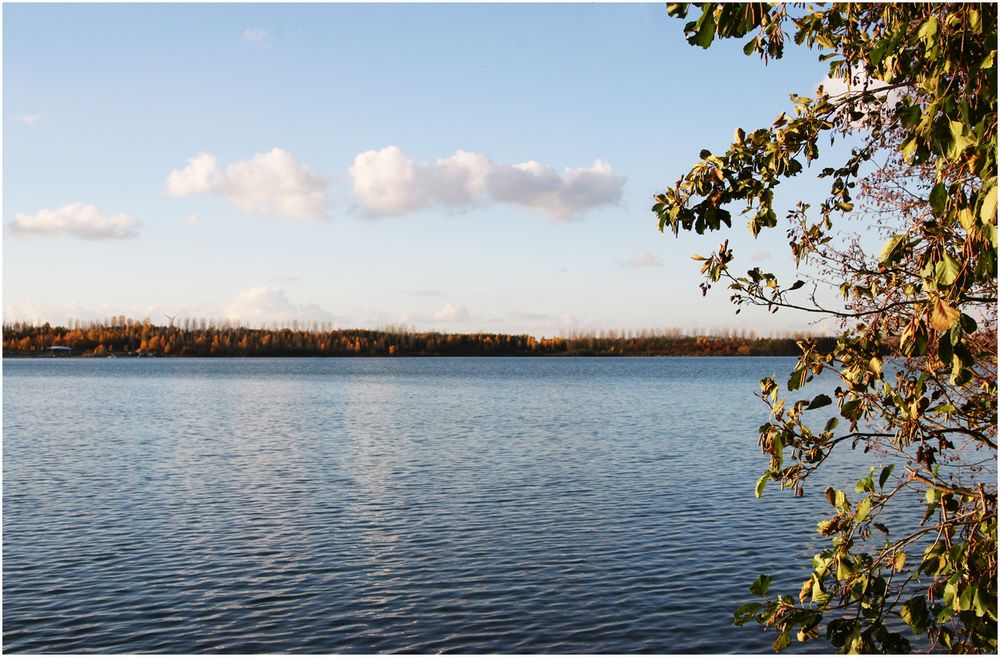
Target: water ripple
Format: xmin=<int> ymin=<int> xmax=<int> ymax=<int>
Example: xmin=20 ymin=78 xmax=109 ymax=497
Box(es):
xmin=4 ymin=358 xmax=868 ymax=653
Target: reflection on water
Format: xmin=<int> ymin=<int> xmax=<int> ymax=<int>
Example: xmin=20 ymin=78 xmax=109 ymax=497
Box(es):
xmin=5 ymin=357 xmax=866 ymax=653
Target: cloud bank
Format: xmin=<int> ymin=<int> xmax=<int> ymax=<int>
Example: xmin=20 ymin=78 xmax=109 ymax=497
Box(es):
xmin=349 ymin=146 xmax=625 ymax=221
xmin=433 ymin=303 xmax=472 ymax=322
xmin=224 ymin=287 xmax=337 ymax=326
xmin=167 ymin=149 xmax=330 ymax=220
xmin=242 ymin=28 xmax=268 ymax=45
xmin=8 ymin=203 xmax=141 ymax=240
xmin=622 ymin=251 xmax=663 ymax=268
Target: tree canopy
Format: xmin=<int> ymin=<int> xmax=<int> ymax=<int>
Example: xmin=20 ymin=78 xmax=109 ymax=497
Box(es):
xmin=656 ymin=3 xmax=996 ymax=653
xmin=1 ymin=318 xmax=830 ymax=358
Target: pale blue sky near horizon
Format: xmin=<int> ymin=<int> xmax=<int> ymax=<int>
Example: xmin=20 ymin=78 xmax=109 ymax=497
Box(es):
xmin=4 ymin=3 xmax=851 ymax=336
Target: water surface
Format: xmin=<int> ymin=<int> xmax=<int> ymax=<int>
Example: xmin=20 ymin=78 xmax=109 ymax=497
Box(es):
xmin=5 ymin=357 xmax=859 ymax=653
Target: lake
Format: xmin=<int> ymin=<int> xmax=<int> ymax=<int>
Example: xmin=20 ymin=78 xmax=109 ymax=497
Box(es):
xmin=4 ymin=357 xmax=860 ymax=653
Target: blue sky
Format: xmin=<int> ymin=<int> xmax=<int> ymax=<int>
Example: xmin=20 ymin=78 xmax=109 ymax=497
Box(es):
xmin=4 ymin=3 xmax=841 ymax=336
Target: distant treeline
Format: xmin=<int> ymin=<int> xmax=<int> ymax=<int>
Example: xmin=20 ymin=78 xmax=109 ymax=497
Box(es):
xmin=2 ymin=318 xmax=836 ymax=357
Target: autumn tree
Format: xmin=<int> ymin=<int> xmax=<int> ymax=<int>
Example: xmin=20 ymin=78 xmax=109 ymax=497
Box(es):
xmin=655 ymin=3 xmax=996 ymax=653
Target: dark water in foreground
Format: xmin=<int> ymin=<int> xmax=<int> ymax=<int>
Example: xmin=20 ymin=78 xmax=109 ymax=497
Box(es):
xmin=5 ymin=357 xmax=865 ymax=653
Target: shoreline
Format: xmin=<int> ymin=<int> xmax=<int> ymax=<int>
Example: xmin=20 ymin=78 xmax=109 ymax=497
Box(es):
xmin=3 ymin=352 xmax=803 ymax=359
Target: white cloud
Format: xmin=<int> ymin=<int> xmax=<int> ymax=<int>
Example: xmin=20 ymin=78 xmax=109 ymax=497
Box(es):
xmin=166 ymin=152 xmax=220 ymax=196
xmin=4 ymin=300 xmax=107 ymax=325
xmin=349 ymin=146 xmax=624 ymax=221
xmin=622 ymin=251 xmax=663 ymax=268
xmin=2 ymin=301 xmax=219 ymax=326
xmin=242 ymin=28 xmax=268 ymax=45
xmin=349 ymin=147 xmax=492 ymax=217
xmin=490 ymin=159 xmax=624 ymax=221
xmin=224 ymin=287 xmax=337 ymax=327
xmin=433 ymin=303 xmax=472 ymax=322
xmin=7 ymin=203 xmax=141 ymax=240
xmin=504 ymin=311 xmax=618 ymax=336
xmin=184 ymin=214 xmax=201 ymax=229
xmin=13 ymin=114 xmax=42 ymax=124
xmin=349 ymin=146 xmax=424 ymax=216
xmin=818 ymin=67 xmax=903 ymax=119
xmin=424 ymin=150 xmax=493 ymax=208
xmin=166 ymin=149 xmax=330 ymax=220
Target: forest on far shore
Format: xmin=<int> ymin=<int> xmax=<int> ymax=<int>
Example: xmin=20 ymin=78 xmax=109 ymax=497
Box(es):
xmin=2 ymin=318 xmax=838 ymax=358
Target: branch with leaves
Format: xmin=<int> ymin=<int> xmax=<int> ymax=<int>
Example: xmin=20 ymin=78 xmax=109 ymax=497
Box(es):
xmin=657 ymin=3 xmax=996 ymax=653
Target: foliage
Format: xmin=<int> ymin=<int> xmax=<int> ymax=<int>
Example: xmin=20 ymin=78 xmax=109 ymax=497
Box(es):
xmin=2 ymin=318 xmax=832 ymax=358
xmin=656 ymin=3 xmax=996 ymax=653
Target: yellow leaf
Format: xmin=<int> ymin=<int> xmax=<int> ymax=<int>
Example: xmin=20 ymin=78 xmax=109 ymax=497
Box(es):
xmin=958 ymin=207 xmax=976 ymax=231
xmin=981 ymin=184 xmax=997 ymax=223
xmin=930 ymin=298 xmax=960 ymax=330
xmin=799 ymin=579 xmax=812 ymax=603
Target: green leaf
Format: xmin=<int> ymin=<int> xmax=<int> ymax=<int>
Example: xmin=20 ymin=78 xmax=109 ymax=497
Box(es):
xmin=960 ymin=313 xmax=978 ymax=333
xmin=755 ymin=473 xmax=768 ymax=499
xmin=929 ymin=183 xmax=948 ymax=216
xmin=827 ymin=618 xmax=855 ymax=648
xmin=836 ymin=555 xmax=856 ymax=580
xmin=811 ymin=579 xmax=830 ymax=607
xmin=807 ymin=394 xmax=832 ymax=409
xmin=947 ymin=121 xmax=974 ymax=159
xmin=951 ymin=367 xmax=973 ymax=386
xmin=981 ymin=49 xmax=996 ymax=70
xmin=933 ymin=251 xmax=961 ymax=286
xmin=958 ymin=584 xmax=974 ymax=611
xmin=918 ymin=15 xmax=938 ymax=43
xmin=938 ymin=333 xmax=954 ymax=365
xmin=943 ymin=574 xmax=961 ymax=610
xmin=772 ymin=632 xmax=791 ymax=652
xmin=952 ymin=339 xmax=974 ymax=368
xmin=854 ymin=468 xmax=874 ymax=493
xmin=855 ymin=497 xmax=871 ymax=521
xmin=973 ymin=584 xmax=995 ymax=619
xmin=882 ymin=633 xmax=911 ymax=654
xmin=691 ymin=11 xmax=717 ymax=48
xmin=983 ymin=223 xmax=998 ymax=248
xmin=787 ymin=367 xmax=806 ymax=391
xmin=749 ymin=574 xmax=772 ymax=596
xmin=732 ymin=602 xmax=760 ymax=625
xmin=878 ymin=464 xmax=895 ymax=488
xmin=878 ymin=234 xmax=905 ymax=264
xmin=900 ymin=596 xmax=929 ymax=635
xmin=841 ymin=398 xmax=863 ymax=421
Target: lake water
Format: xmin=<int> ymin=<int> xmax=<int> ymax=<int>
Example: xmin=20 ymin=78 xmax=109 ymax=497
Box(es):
xmin=4 ymin=357 xmax=869 ymax=653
